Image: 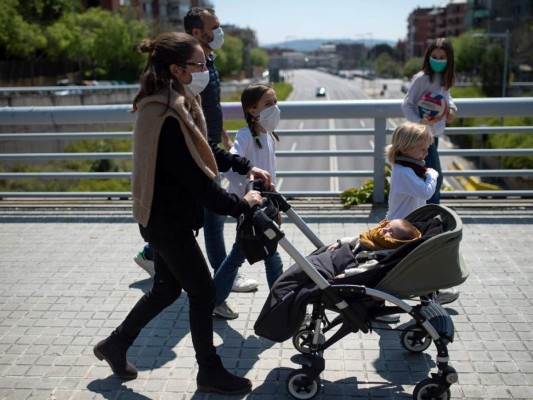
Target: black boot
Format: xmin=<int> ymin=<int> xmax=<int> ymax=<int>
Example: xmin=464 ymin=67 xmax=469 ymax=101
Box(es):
xmin=197 ymin=362 xmax=252 ymax=395
xmin=93 ymin=335 xmax=138 ymax=380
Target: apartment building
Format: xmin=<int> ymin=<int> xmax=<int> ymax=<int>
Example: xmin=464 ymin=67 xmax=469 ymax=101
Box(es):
xmin=406 ymin=7 xmax=435 ymax=59
xmin=406 ymin=0 xmax=467 ymax=59
xmin=465 ymin=0 xmax=532 ymax=33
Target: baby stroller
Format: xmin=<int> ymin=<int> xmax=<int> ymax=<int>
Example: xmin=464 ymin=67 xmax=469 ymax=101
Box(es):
xmin=240 ymin=183 xmax=469 ymax=400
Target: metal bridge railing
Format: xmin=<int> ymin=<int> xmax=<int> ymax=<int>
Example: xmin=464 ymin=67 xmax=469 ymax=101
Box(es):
xmin=1 ymin=98 xmax=532 ymax=202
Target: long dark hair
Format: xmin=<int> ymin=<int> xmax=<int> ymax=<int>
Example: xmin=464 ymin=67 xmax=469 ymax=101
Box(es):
xmin=422 ymin=37 xmax=455 ymax=90
xmin=241 ymin=84 xmax=279 ymax=149
xmin=132 ymin=32 xmax=199 ymax=112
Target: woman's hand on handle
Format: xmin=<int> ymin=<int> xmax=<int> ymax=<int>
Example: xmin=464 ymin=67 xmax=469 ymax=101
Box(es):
xmin=247 ymin=167 xmax=272 ymax=190
xmin=244 ymin=190 xmax=263 ymax=208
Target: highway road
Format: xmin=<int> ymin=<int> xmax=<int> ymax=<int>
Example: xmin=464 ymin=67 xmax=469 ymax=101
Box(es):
xmin=275 ymin=69 xmax=405 ymax=194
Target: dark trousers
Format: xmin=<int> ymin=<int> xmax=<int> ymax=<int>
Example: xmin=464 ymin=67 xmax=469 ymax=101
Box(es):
xmin=425 ymin=137 xmax=442 ymax=204
xmin=113 ymin=224 xmax=218 ymax=369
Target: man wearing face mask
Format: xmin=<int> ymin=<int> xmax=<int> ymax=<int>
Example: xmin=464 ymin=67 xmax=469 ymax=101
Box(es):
xmin=133 ymin=7 xmax=269 ymax=289
xmin=183 ymin=7 xmax=261 ymax=292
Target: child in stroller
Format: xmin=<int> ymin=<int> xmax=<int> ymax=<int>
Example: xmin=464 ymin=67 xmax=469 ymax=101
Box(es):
xmin=245 ymin=190 xmax=468 ymax=399
xmin=326 ymin=218 xmax=422 ymax=278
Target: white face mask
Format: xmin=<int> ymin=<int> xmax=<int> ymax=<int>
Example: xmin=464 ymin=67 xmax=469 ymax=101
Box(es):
xmin=257 ymin=105 xmax=281 ymax=133
xmin=183 ymin=70 xmax=209 ymax=97
xmin=208 ymin=27 xmax=224 ymax=50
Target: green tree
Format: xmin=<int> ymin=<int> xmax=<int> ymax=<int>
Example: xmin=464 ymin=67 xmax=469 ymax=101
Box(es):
xmin=0 ymin=0 xmax=81 ymax=58
xmin=403 ymin=57 xmax=423 ymax=79
xmin=451 ymin=32 xmax=486 ymax=76
xmin=215 ymin=34 xmax=243 ymax=78
xmin=17 ymin=0 xmax=81 ymax=24
xmin=481 ymin=45 xmax=504 ymax=97
xmin=0 ymin=0 xmax=50 ymax=83
xmin=45 ymin=16 xmax=78 ymax=61
xmin=371 ymin=44 xmax=394 ymax=58
xmin=249 ymin=48 xmax=268 ymax=68
xmin=91 ymin=9 xmax=148 ymax=81
xmin=0 ymin=13 xmax=47 ymax=60
xmin=374 ymin=52 xmax=402 ymax=78
xmin=1 ymin=1 xmax=147 ymax=83
xmin=46 ymin=8 xmax=148 ymax=81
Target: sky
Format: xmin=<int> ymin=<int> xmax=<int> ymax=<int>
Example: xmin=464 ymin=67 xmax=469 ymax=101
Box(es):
xmin=212 ymin=0 xmax=443 ymax=46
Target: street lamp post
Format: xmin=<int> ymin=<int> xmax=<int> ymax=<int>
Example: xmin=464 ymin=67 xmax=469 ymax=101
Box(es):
xmin=353 ymin=32 xmax=372 ymax=88
xmin=501 ymin=31 xmax=510 ymax=97
xmin=473 ymin=30 xmax=510 ymax=97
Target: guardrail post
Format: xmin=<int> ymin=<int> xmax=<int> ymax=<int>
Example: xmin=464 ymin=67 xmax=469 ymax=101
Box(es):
xmin=373 ymin=117 xmax=387 ymax=204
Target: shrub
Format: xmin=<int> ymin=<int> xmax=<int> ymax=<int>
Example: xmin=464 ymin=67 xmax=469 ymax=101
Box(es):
xmin=340 ymin=167 xmax=391 ymax=208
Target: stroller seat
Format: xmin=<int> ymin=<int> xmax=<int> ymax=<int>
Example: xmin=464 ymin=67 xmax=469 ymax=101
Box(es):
xmin=336 ymin=204 xmax=469 ymax=298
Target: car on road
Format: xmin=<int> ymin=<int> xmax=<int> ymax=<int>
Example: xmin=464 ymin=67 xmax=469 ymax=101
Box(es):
xmin=316 ymin=87 xmax=327 ymax=97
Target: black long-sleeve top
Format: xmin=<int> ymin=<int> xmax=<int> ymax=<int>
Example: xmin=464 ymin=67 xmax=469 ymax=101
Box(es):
xmin=150 ymin=117 xmax=250 ymax=231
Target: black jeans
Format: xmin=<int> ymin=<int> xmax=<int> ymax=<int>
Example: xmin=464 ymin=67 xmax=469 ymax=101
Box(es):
xmin=425 ymin=137 xmax=442 ymax=204
xmin=113 ymin=223 xmax=219 ymax=369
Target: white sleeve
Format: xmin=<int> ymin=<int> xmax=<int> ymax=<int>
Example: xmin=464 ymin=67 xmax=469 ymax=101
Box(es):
xmin=225 ymin=130 xmax=252 ymax=191
xmin=339 ymin=236 xmax=358 ymax=247
xmin=444 ymin=89 xmax=457 ymax=112
xmin=395 ymin=166 xmax=438 ymax=200
xmin=401 ymin=73 xmax=426 ymax=122
xmin=229 ymin=129 xmax=251 ymax=157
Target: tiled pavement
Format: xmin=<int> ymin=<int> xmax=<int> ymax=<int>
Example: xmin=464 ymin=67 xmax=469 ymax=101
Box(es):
xmin=0 ymin=199 xmax=532 ymax=400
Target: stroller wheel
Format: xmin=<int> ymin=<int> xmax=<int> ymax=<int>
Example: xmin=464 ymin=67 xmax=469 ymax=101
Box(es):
xmin=292 ymin=328 xmax=313 ymax=354
xmin=401 ymin=325 xmax=432 ymax=353
xmin=286 ymin=369 xmax=321 ymax=400
xmin=412 ymin=378 xmax=451 ymax=399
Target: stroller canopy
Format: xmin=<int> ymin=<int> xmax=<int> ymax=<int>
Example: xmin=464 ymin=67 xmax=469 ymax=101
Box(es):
xmin=374 ymin=204 xmax=469 ymax=297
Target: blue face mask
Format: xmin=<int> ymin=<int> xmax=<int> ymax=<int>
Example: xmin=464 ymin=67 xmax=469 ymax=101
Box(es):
xmin=429 ymin=57 xmax=447 ymax=73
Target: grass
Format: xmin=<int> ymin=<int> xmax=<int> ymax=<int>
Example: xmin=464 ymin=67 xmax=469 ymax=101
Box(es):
xmin=451 ymin=85 xmax=484 ymax=98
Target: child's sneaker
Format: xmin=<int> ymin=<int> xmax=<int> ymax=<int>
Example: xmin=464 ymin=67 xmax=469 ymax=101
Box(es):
xmin=373 ymin=314 xmax=401 ymax=323
xmin=231 ymin=273 xmax=258 ymax=292
xmin=372 ymin=302 xmax=400 ymax=323
xmin=213 ymin=301 xmax=239 ymax=319
xmin=433 ymin=288 xmax=460 ymax=305
xmin=134 ymin=249 xmax=155 ymax=278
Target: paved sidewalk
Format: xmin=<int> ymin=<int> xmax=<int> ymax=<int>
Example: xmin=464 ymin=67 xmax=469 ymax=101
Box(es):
xmin=0 ymin=200 xmax=532 ymax=400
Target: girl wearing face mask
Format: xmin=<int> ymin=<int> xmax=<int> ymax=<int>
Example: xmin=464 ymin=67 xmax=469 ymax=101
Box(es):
xmin=93 ymin=32 xmax=262 ymax=396
xmin=401 ymin=37 xmax=457 ymax=204
xmin=212 ymin=84 xmax=283 ymax=320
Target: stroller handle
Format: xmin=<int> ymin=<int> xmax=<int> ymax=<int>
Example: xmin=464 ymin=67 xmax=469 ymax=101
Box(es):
xmin=245 ymin=179 xmax=323 ymax=248
xmin=245 ymin=179 xmax=291 ymax=212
